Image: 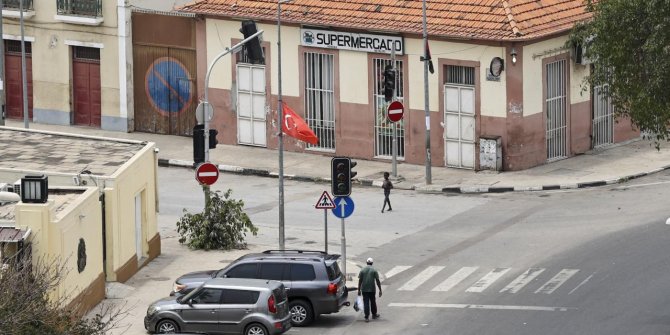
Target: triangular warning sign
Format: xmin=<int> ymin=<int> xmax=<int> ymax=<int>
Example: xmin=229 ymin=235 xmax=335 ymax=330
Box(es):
xmin=315 ymin=191 xmax=336 ymax=209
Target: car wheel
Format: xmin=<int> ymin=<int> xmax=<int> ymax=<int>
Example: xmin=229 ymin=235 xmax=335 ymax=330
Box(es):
xmin=245 ymin=323 xmax=268 ymax=335
xmin=289 ymin=299 xmax=314 ymax=326
xmin=156 ymin=319 xmax=179 ymax=334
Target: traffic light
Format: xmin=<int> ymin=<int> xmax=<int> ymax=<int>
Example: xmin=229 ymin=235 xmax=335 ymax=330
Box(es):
xmin=240 ymin=20 xmax=264 ymax=64
xmin=349 ymin=160 xmax=357 ymax=181
xmin=383 ymin=64 xmax=395 ymax=102
xmin=331 ymin=157 xmax=352 ymax=197
xmin=193 ymin=125 xmax=205 ymax=164
xmin=209 ymin=129 xmax=218 ymax=149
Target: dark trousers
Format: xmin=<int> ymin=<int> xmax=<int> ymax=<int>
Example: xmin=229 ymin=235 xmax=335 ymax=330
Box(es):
xmin=382 ymin=193 xmax=392 ymax=211
xmin=362 ymin=292 xmax=377 ymax=318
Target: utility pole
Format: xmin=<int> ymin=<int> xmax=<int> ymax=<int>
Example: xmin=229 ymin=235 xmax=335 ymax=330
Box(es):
xmin=20 ymin=0 xmax=28 ymax=129
xmin=277 ymin=0 xmax=287 ymax=250
xmin=422 ymin=0 xmax=431 ymax=184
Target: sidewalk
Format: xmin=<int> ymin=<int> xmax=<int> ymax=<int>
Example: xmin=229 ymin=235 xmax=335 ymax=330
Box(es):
xmin=5 ymin=119 xmax=670 ymax=193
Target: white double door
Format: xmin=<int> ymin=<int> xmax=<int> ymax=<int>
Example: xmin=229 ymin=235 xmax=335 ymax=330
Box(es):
xmin=236 ymin=64 xmax=267 ymax=146
xmin=444 ymin=85 xmax=475 ymax=169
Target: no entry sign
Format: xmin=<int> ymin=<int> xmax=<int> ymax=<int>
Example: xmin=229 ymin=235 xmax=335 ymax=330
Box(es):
xmin=195 ymin=162 xmax=219 ymax=185
xmin=387 ymin=101 xmax=404 ymax=122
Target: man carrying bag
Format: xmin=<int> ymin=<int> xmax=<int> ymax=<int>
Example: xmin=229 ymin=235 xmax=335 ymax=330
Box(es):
xmin=357 ymin=257 xmax=382 ymax=322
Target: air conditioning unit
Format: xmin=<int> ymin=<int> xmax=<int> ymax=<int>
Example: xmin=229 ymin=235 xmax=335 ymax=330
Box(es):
xmin=13 ymin=179 xmax=21 ymax=196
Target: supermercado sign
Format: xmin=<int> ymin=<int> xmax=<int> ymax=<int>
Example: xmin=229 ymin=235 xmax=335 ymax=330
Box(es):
xmin=301 ymin=28 xmax=403 ymax=55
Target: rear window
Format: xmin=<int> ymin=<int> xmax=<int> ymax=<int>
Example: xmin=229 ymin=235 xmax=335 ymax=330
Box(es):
xmin=325 ymin=261 xmax=342 ymax=281
xmin=221 ymin=289 xmax=260 ymax=304
xmin=225 ymin=263 xmax=258 ymax=279
xmin=290 ymin=264 xmax=316 ymax=281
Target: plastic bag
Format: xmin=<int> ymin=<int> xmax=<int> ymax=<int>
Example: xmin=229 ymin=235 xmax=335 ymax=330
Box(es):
xmin=353 ymin=296 xmax=363 ymax=312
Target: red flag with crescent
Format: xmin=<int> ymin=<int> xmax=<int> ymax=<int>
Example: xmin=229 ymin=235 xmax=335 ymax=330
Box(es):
xmin=282 ymin=104 xmax=319 ymax=145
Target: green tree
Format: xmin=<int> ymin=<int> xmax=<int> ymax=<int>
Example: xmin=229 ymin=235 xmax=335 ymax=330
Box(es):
xmin=568 ymin=0 xmax=670 ymax=145
xmin=177 ymin=189 xmax=258 ymax=250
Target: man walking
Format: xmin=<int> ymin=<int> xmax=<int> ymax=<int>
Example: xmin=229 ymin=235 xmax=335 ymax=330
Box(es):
xmin=381 ymin=172 xmax=393 ymax=213
xmin=358 ymin=257 xmax=382 ymax=322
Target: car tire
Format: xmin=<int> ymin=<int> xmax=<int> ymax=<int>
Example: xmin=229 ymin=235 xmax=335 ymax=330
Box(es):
xmin=156 ymin=319 xmax=179 ymax=334
xmin=245 ymin=323 xmax=268 ymax=335
xmin=289 ymin=299 xmax=314 ymax=326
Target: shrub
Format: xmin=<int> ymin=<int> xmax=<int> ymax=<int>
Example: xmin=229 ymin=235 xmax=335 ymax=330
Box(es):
xmin=176 ymin=189 xmax=258 ymax=250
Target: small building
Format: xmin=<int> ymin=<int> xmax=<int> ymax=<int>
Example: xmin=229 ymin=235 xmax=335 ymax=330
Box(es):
xmin=178 ymin=0 xmax=639 ymax=171
xmin=0 ymin=127 xmax=160 ymax=306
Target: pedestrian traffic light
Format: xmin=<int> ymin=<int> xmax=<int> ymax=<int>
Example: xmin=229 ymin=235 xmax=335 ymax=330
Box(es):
xmin=209 ymin=129 xmax=218 ymax=149
xmin=240 ymin=20 xmax=264 ymax=64
xmin=193 ymin=125 xmax=205 ymax=164
xmin=331 ymin=157 xmax=352 ymax=197
xmin=383 ymin=64 xmax=395 ymax=102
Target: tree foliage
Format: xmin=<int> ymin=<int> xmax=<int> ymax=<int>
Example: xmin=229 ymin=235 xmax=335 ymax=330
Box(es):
xmin=177 ymin=189 xmax=258 ymax=250
xmin=567 ymin=0 xmax=670 ymax=144
xmin=0 ymin=254 xmax=126 ymax=335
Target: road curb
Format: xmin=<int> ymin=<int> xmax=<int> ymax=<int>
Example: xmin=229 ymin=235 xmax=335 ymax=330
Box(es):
xmin=158 ymin=157 xmax=670 ymax=194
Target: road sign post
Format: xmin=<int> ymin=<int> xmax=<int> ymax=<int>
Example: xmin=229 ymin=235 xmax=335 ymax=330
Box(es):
xmin=195 ymin=162 xmax=219 ymax=186
xmin=315 ymin=191 xmax=336 ymax=253
xmin=332 ymin=196 xmax=354 ymax=280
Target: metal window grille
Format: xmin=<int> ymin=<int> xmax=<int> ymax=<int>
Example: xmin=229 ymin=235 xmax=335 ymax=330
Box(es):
xmin=373 ymin=58 xmax=405 ymax=158
xmin=545 ymin=59 xmax=567 ymax=160
xmin=446 ymin=65 xmax=475 ymax=85
xmin=5 ymin=40 xmax=31 ymax=54
xmin=304 ymin=52 xmax=335 ymax=150
xmin=73 ymin=46 xmax=100 ymax=61
xmin=57 ymin=0 xmax=102 ymax=17
xmin=236 ymin=47 xmax=266 ymax=65
xmin=3 ymin=0 xmax=33 ymax=10
xmin=592 ymin=83 xmax=613 ymax=148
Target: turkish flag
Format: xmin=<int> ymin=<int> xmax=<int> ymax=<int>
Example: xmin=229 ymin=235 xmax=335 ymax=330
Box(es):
xmin=282 ymin=104 xmax=319 ymax=145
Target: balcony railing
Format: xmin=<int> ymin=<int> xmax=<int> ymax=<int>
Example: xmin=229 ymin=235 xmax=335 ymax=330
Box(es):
xmin=3 ymin=0 xmax=34 ymax=10
xmin=57 ymin=0 xmax=102 ymax=17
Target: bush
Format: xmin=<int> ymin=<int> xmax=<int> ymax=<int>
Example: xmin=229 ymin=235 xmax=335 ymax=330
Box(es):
xmin=177 ymin=189 xmax=258 ymax=250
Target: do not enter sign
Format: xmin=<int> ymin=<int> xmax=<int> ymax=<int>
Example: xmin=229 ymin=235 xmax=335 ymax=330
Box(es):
xmin=195 ymin=162 xmax=219 ymax=185
xmin=387 ymin=101 xmax=404 ymax=122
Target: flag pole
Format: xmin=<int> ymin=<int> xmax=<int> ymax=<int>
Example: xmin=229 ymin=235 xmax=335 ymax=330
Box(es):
xmin=277 ymin=0 xmax=286 ymax=250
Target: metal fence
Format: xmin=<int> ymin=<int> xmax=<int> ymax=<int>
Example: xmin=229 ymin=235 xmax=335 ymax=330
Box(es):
xmin=545 ymin=59 xmax=567 ymax=161
xmin=304 ymin=52 xmax=335 ymax=150
xmin=373 ymin=58 xmax=404 ymax=158
xmin=592 ymin=84 xmax=613 ymax=148
xmin=57 ymin=0 xmax=102 ymax=17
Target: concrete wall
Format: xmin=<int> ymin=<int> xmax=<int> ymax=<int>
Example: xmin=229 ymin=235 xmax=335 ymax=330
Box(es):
xmin=14 ymin=187 xmax=105 ymax=314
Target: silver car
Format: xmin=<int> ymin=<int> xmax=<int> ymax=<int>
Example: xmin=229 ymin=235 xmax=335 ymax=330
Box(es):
xmin=144 ymin=278 xmax=291 ymax=335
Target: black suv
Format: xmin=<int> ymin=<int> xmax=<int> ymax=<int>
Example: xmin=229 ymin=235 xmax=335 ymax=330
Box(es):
xmin=171 ymin=250 xmax=349 ymax=326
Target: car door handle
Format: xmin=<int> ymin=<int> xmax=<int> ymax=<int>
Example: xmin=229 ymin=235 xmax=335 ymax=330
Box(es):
xmin=245 ymin=309 xmax=252 ymax=313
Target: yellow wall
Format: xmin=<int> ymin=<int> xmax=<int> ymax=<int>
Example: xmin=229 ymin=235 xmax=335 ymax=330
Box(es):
xmin=15 ymin=187 xmax=103 ymax=306
xmin=339 ymin=50 xmax=369 ymax=104
xmin=104 ymin=143 xmax=158 ymax=279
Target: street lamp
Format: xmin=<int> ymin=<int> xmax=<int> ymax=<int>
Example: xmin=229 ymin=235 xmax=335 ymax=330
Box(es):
xmin=277 ymin=0 xmax=292 ymax=250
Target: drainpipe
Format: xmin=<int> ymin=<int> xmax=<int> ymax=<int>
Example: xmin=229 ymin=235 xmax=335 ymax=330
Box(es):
xmin=99 ymin=192 xmax=107 ymax=276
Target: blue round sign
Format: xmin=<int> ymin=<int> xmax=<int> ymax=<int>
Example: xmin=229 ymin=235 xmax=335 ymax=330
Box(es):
xmin=145 ymin=57 xmax=193 ymax=116
xmin=331 ymin=196 xmax=355 ymax=219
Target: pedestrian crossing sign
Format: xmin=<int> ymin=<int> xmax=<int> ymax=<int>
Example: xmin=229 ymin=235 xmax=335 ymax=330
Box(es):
xmin=315 ymin=191 xmax=336 ymax=209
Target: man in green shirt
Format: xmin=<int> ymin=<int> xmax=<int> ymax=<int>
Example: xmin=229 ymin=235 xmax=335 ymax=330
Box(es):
xmin=357 ymin=257 xmax=382 ymax=322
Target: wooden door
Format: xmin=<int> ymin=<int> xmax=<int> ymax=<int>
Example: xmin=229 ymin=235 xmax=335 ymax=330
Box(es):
xmin=4 ymin=40 xmax=33 ymax=120
xmin=72 ymin=47 xmax=101 ymax=127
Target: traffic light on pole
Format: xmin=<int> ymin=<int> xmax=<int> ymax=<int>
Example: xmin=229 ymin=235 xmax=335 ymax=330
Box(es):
xmin=240 ymin=20 xmax=265 ymax=64
xmin=208 ymin=129 xmax=218 ymax=149
xmin=193 ymin=125 xmax=205 ymax=164
xmin=331 ymin=157 xmax=352 ymax=197
xmin=383 ymin=64 xmax=395 ymax=102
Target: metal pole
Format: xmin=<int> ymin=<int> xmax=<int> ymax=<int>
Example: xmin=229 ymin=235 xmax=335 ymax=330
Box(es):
xmin=422 ymin=0 xmax=431 ymax=184
xmin=340 ymin=214 xmax=346 ymax=280
xmin=202 ymin=30 xmax=263 ymax=207
xmin=20 ymin=0 xmax=27 ymax=129
xmin=324 ymin=209 xmax=328 ymax=253
xmin=0 ymin=0 xmax=5 ymax=126
xmin=277 ymin=0 xmax=286 ymax=250
xmin=391 ymin=49 xmax=397 ymax=177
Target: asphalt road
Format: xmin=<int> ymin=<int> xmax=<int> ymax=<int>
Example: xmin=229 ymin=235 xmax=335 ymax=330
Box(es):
xmin=153 ymin=167 xmax=670 ymax=335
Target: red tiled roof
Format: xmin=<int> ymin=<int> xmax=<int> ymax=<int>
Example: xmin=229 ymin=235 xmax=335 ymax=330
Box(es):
xmin=177 ymin=0 xmax=591 ymax=41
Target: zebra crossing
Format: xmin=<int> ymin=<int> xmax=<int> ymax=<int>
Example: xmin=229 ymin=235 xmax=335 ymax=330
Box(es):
xmin=383 ymin=265 xmax=589 ymax=295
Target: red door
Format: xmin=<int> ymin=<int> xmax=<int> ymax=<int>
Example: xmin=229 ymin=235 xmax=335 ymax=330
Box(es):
xmin=73 ymin=47 xmax=101 ymax=127
xmin=4 ymin=40 xmax=33 ymax=119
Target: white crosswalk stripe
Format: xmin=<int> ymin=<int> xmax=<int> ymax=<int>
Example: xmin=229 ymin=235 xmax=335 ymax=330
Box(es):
xmin=466 ymin=267 xmax=511 ymax=293
xmin=432 ymin=267 xmax=478 ymax=292
xmin=398 ymin=266 xmax=444 ymax=291
xmin=535 ymin=269 xmax=579 ymax=294
xmin=385 ymin=266 xmax=411 ymax=279
xmin=500 ymin=268 xmax=545 ymax=293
